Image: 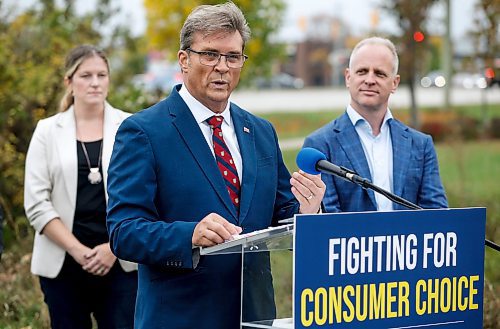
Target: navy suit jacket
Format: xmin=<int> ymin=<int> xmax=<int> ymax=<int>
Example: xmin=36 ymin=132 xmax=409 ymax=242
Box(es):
xmin=303 ymin=112 xmax=448 ymax=212
xmin=107 ymin=85 xmax=300 ymax=329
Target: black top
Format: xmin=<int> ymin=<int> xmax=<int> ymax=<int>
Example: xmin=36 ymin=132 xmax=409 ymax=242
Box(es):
xmin=73 ymin=139 xmax=108 ymax=248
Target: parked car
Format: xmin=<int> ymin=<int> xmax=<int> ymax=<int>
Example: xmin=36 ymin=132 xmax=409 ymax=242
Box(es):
xmin=132 ymin=64 xmax=183 ymax=93
xmin=452 ymin=72 xmax=487 ymax=89
xmin=484 ymin=66 xmax=499 ymax=88
xmin=420 ymin=71 xmax=446 ymax=88
xmin=421 ymin=71 xmax=490 ymax=89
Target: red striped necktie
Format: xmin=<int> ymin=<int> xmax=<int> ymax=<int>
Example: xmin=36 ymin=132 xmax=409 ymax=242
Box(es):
xmin=207 ymin=115 xmax=241 ymax=213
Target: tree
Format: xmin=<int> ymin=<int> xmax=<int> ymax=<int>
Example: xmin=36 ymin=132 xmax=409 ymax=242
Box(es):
xmin=470 ymin=0 xmax=500 ymax=65
xmin=381 ymin=0 xmax=439 ymax=129
xmin=469 ymin=0 xmax=499 ymax=133
xmin=0 ymin=0 xmax=146 ymax=244
xmin=143 ymin=0 xmax=286 ymax=84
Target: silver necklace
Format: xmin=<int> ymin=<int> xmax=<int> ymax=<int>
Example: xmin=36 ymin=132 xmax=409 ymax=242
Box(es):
xmin=80 ymin=140 xmax=103 ymax=184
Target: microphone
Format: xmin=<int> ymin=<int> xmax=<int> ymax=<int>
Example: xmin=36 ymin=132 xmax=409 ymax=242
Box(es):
xmin=296 ymin=148 xmax=370 ymax=186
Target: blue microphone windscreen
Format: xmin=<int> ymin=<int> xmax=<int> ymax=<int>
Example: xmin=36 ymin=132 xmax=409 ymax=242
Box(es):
xmin=296 ymin=147 xmax=326 ymax=175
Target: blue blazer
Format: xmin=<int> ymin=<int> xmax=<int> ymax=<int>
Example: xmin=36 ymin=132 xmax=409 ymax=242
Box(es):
xmin=303 ymin=112 xmax=448 ymax=212
xmin=107 ymin=85 xmax=300 ymax=329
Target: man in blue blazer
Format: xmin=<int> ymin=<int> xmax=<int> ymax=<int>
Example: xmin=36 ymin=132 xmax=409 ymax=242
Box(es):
xmin=304 ymin=37 xmax=447 ymax=212
xmin=106 ymin=3 xmax=325 ymax=329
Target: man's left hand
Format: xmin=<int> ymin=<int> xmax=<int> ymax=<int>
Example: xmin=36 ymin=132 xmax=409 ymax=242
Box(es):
xmin=290 ymin=170 xmax=326 ymax=214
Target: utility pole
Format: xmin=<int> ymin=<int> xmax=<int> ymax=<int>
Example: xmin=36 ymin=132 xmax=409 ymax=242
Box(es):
xmin=443 ymin=0 xmax=452 ymax=110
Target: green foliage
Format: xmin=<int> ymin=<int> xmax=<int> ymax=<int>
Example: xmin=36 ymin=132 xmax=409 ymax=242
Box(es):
xmin=0 ymin=236 xmax=49 ymax=328
xmin=143 ymin=0 xmax=287 ymax=85
xmin=470 ymin=0 xmax=500 ymax=69
xmin=0 ymin=1 xmax=147 ymax=245
xmin=0 ymin=2 xmax=148 ymax=323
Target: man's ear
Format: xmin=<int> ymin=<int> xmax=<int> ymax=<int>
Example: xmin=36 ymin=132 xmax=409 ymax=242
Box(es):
xmin=178 ymin=50 xmax=189 ymax=73
xmin=344 ymin=68 xmax=350 ymax=88
xmin=392 ymin=74 xmax=401 ymax=93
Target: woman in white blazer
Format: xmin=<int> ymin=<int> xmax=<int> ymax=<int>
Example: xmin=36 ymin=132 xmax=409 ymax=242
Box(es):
xmin=24 ymin=45 xmax=137 ymax=329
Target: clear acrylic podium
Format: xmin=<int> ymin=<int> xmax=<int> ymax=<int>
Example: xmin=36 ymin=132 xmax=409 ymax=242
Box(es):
xmin=200 ymin=223 xmax=295 ymax=329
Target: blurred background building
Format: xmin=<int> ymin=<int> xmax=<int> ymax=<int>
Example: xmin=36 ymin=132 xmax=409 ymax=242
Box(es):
xmin=28 ymin=0 xmax=493 ymax=91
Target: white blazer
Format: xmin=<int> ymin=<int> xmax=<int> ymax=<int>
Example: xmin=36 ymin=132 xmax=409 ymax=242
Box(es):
xmin=24 ymin=103 xmax=137 ymax=278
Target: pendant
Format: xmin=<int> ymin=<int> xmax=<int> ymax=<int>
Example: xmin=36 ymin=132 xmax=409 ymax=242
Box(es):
xmin=88 ymin=167 xmax=102 ymax=184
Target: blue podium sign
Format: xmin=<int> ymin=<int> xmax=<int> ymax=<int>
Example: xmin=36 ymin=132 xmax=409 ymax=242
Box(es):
xmin=294 ymin=208 xmax=486 ymax=328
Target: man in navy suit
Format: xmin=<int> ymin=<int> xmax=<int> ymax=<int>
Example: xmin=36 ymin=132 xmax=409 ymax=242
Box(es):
xmin=304 ymin=37 xmax=447 ymax=212
xmin=106 ymin=2 xmax=325 ymax=328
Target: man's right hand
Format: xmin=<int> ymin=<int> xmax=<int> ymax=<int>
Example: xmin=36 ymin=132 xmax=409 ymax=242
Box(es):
xmin=192 ymin=213 xmax=242 ymax=247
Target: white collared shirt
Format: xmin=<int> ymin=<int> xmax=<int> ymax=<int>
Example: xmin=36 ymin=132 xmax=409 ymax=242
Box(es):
xmin=179 ymin=85 xmax=242 ymax=180
xmin=347 ymin=106 xmax=394 ymax=211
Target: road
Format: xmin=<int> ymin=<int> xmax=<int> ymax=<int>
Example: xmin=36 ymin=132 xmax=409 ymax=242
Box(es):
xmin=231 ymin=86 xmax=500 ymax=113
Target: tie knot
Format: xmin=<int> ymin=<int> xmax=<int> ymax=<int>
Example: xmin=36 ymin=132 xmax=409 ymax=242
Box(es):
xmin=207 ymin=115 xmax=223 ymax=129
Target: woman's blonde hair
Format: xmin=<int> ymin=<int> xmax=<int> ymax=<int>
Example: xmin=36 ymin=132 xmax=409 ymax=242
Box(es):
xmin=59 ymin=45 xmax=110 ymax=112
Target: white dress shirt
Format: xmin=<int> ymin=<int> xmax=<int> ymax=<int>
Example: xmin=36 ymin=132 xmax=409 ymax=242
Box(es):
xmin=347 ymin=106 xmax=394 ymax=211
xmin=179 ymin=85 xmax=243 ymax=181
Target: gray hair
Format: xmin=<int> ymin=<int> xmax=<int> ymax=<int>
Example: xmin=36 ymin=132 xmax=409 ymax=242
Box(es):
xmin=180 ymin=1 xmax=251 ymax=51
xmin=349 ymin=37 xmax=399 ymax=76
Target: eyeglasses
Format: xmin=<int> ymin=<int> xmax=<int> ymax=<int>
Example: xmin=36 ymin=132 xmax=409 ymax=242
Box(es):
xmin=186 ymin=48 xmax=248 ymax=69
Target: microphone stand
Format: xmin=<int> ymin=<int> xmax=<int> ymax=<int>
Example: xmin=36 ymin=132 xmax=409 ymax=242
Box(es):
xmin=345 ymin=171 xmax=500 ymax=253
